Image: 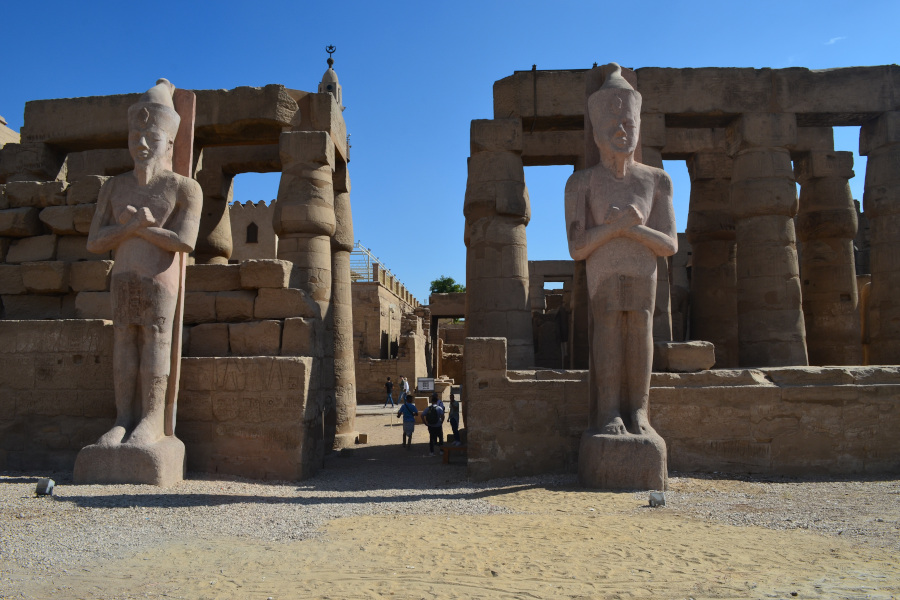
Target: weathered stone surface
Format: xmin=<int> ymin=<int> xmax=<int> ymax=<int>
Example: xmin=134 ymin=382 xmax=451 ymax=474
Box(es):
xmin=0 ymin=142 xmax=66 ymax=183
xmin=0 ymin=265 xmax=25 ymax=294
xmin=184 ymin=292 xmax=217 ymax=324
xmin=57 ymin=235 xmax=103 ymax=261
xmin=39 ymin=205 xmax=94 ymax=235
xmin=65 ymin=175 xmax=109 ymax=205
xmin=471 ymin=119 xmax=523 ymax=154
xmin=578 ymin=432 xmax=667 ymax=490
xmin=281 ymin=317 xmax=321 ymax=357
xmin=74 ymin=292 xmax=112 ymax=319
xmin=254 ymin=287 xmax=318 ymax=319
xmin=69 ymin=260 xmax=113 ymax=292
xmin=21 ymin=261 xmax=69 ymax=293
xmin=653 ymin=341 xmax=716 ymax=372
xmin=6 ymin=181 xmax=68 ymax=208
xmin=0 ymin=207 xmax=42 ymax=237
xmin=65 ymin=151 xmax=131 ymax=183
xmin=185 ymin=264 xmax=241 ymax=292
xmin=74 ymin=436 xmax=185 ymax=487
xmin=240 ymin=259 xmax=291 ymax=289
xmin=229 ymin=320 xmax=282 ymax=356
xmin=215 ymin=290 xmax=256 ymax=322
xmin=2 ymin=294 xmax=62 ymax=319
xmin=5 ymin=235 xmax=56 ymax=263
xmin=188 ymin=323 xmax=230 ymax=357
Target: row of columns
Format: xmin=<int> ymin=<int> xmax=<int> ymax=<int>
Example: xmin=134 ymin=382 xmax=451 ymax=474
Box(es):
xmin=466 ymin=111 xmax=899 ymax=368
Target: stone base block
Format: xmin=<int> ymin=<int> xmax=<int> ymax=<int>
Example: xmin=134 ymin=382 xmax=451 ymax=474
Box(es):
xmin=333 ymin=431 xmax=359 ymax=450
xmin=73 ymin=436 xmax=185 ymax=487
xmin=653 ymin=340 xmax=716 ymax=372
xmin=578 ymin=430 xmax=667 ymax=491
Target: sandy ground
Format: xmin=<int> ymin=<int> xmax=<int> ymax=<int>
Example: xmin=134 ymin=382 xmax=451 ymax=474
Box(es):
xmin=2 ymin=412 xmax=899 ymax=600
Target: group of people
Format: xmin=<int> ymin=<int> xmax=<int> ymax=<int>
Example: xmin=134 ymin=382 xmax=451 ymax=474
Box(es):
xmin=396 ymin=392 xmax=461 ymax=456
xmin=382 ymin=376 xmax=410 ymax=408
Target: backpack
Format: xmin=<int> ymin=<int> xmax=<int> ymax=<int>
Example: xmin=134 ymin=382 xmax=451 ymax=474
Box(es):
xmin=425 ymin=405 xmax=440 ymax=426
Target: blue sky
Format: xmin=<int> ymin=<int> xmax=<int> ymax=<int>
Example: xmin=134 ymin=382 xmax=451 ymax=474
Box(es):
xmin=4 ymin=0 xmax=898 ymax=302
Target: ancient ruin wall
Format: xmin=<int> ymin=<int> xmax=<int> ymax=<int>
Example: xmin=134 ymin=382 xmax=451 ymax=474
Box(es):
xmin=465 ymin=338 xmax=900 ymax=481
xmin=0 ymin=320 xmax=321 ymax=479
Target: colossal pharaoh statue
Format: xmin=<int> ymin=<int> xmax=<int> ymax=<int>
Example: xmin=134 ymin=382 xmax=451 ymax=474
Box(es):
xmin=565 ymin=64 xmax=676 ymax=490
xmin=74 ymin=79 xmax=202 ymax=486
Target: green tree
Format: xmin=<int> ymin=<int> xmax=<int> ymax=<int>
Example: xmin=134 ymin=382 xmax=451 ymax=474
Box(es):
xmin=430 ymin=275 xmax=465 ymax=294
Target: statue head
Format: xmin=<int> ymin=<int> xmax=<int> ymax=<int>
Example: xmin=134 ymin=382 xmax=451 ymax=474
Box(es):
xmin=127 ymin=79 xmax=180 ymax=168
xmin=588 ymin=64 xmax=641 ymax=158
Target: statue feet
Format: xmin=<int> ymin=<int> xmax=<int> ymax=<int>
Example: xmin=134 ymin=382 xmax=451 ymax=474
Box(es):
xmin=96 ymin=424 xmax=128 ymax=446
xmin=601 ymin=414 xmax=627 ymax=435
xmin=629 ymin=408 xmax=652 ymax=435
xmin=127 ymin=417 xmax=163 ymax=446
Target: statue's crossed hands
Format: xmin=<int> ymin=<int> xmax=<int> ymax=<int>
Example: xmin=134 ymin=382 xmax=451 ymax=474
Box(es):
xmin=117 ymin=205 xmax=156 ymax=228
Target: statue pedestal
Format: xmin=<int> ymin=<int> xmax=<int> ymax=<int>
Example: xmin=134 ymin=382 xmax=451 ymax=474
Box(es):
xmin=74 ymin=436 xmax=185 ymax=487
xmin=578 ymin=429 xmax=667 ymax=490
xmin=332 ymin=431 xmax=359 ymax=450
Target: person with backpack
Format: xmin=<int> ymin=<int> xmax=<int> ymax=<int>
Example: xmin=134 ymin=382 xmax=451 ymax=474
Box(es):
xmin=448 ymin=393 xmax=461 ymax=446
xmin=396 ymin=395 xmax=419 ymax=449
xmin=423 ymin=395 xmax=445 ymax=456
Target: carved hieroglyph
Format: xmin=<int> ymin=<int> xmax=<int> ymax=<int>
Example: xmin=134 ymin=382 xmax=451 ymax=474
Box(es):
xmin=565 ymin=64 xmax=676 ymax=490
xmin=74 ymin=79 xmax=202 ymax=486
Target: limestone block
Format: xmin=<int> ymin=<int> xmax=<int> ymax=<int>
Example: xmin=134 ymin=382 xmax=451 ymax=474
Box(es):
xmin=69 ymin=260 xmax=112 ymax=292
xmin=653 ymin=341 xmax=716 ymax=372
xmin=794 ymin=150 xmax=854 ymax=180
xmin=0 ymin=142 xmax=65 ymax=183
xmin=65 ymin=175 xmax=110 ymax=205
xmin=2 ymin=294 xmax=61 ymax=319
xmin=470 ymin=119 xmax=523 ymax=154
xmin=39 ymin=205 xmax=85 ymax=235
xmin=229 ymin=320 xmax=282 ymax=356
xmin=215 ymin=290 xmax=256 ymax=322
xmin=0 ymin=265 xmax=25 ymax=294
xmin=6 ymin=235 xmax=56 ymax=263
xmin=57 ymin=235 xmax=103 ymax=261
xmin=189 ymin=323 xmax=230 ymax=357
xmin=21 ymin=261 xmax=69 ymax=293
xmin=6 ymin=181 xmax=68 ymax=208
xmin=74 ymin=291 xmax=112 ymax=319
xmin=0 ymin=207 xmax=42 ymax=237
xmin=65 ymin=150 xmax=131 ymax=182
xmin=240 ymin=259 xmax=291 ymax=289
xmin=184 ymin=292 xmax=217 ymax=324
xmin=186 ymin=264 xmax=242 ymax=292
xmin=281 ymin=317 xmax=322 ymax=356
xmin=254 ymin=287 xmax=318 ymax=319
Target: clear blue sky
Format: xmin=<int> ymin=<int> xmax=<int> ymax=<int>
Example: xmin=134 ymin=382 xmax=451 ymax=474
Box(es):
xmin=4 ymin=0 xmax=897 ymax=302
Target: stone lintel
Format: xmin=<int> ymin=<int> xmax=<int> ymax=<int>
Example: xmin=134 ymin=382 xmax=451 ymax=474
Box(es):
xmin=522 ymin=130 xmax=582 ymax=166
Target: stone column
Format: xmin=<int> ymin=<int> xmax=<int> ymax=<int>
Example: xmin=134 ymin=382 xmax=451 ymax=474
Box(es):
xmin=464 ymin=119 xmax=534 ymax=368
xmin=640 ymin=114 xmax=673 ymax=342
xmin=728 ymin=113 xmax=808 ymax=367
xmin=331 ymin=161 xmax=357 ymax=449
xmin=686 ymin=150 xmax=739 ymax=367
xmin=193 ymin=149 xmax=233 ymax=264
xmin=861 ymin=111 xmax=900 ymax=364
xmin=274 ymin=131 xmax=336 ymax=447
xmin=795 ymin=150 xmax=862 ymax=365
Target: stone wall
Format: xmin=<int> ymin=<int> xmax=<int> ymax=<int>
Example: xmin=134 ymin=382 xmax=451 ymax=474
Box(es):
xmin=465 ymin=337 xmax=900 ymax=481
xmin=0 ymin=320 xmax=321 ymax=480
xmin=355 ymin=331 xmax=427 ymax=404
xmin=229 ymin=200 xmax=277 ymax=261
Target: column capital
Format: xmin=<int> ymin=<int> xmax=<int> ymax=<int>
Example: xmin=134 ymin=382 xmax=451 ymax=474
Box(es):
xmin=860 ymin=111 xmax=900 ymax=156
xmin=794 ymin=150 xmax=854 ymax=181
xmin=725 ymin=113 xmax=797 ymax=156
xmin=471 ymin=119 xmax=523 ymax=154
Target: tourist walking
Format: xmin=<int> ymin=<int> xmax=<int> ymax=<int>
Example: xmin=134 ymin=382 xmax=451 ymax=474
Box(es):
xmin=423 ymin=395 xmax=445 ymax=456
xmin=396 ymin=395 xmax=419 ymax=449
xmin=448 ymin=393 xmax=461 ymax=445
xmin=399 ymin=376 xmax=410 ymax=403
xmin=384 ymin=377 xmax=395 ymax=408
